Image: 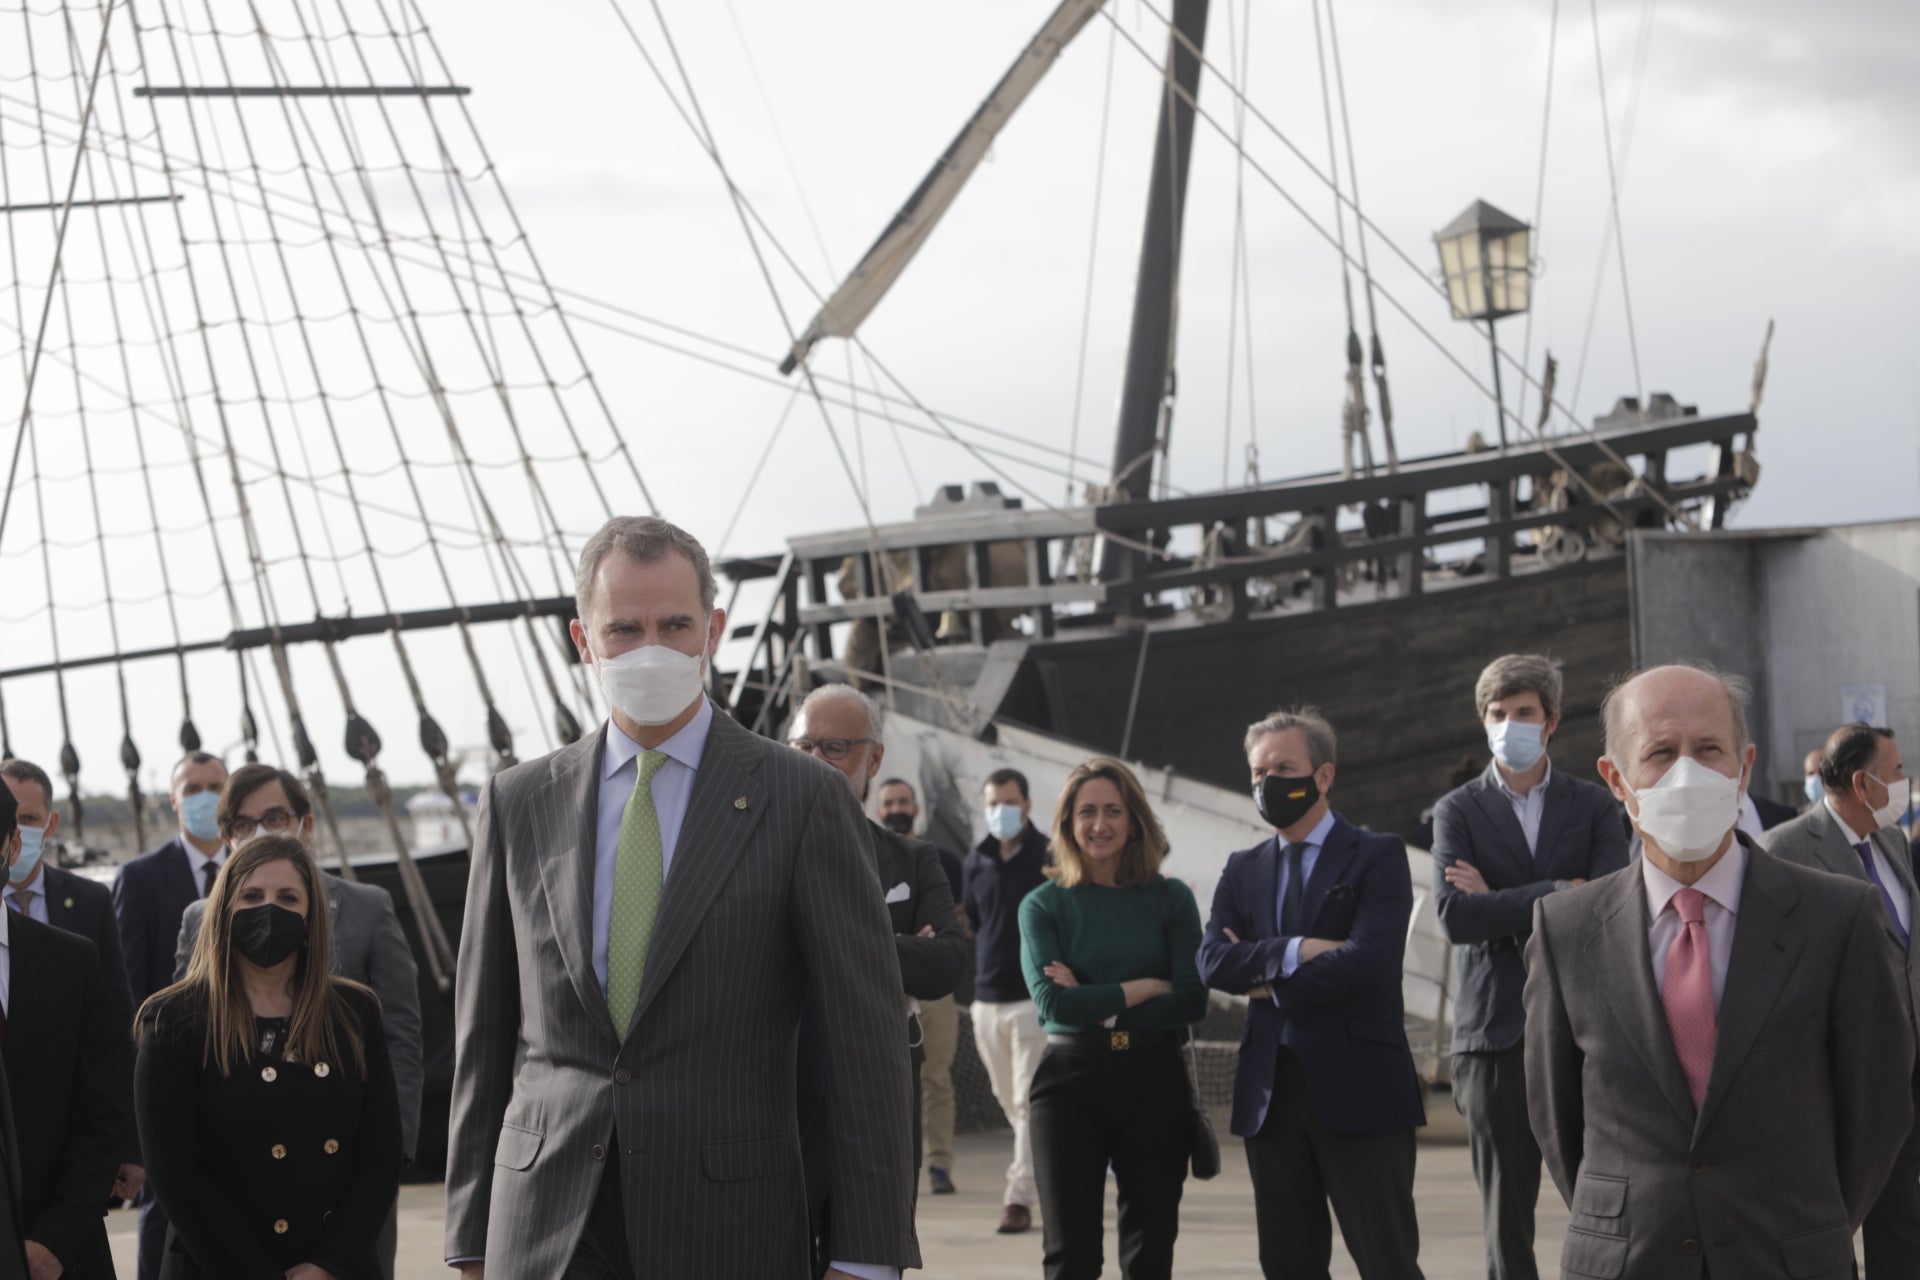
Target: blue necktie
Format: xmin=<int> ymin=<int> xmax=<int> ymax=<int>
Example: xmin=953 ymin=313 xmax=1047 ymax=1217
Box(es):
xmin=1279 ymin=843 xmax=1305 ymax=936
xmin=1855 ymin=840 xmax=1910 ymax=949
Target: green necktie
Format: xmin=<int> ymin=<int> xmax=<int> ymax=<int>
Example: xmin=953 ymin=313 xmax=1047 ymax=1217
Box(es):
xmin=606 ymin=749 xmax=669 ymax=1039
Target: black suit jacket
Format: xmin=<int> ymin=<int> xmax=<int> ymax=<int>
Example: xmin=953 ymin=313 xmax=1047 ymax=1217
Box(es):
xmin=0 ymin=1058 xmax=29 ymax=1280
xmin=3 ymin=912 xmax=128 ymax=1278
xmin=112 ymin=837 xmax=206 ymax=1012
xmin=1751 ymin=793 xmax=1797 ymax=830
xmin=137 ymin=984 xmax=402 ymax=1280
xmin=1431 ymin=764 xmax=1630 ymax=1054
xmin=38 ymin=866 xmax=137 ymax=1164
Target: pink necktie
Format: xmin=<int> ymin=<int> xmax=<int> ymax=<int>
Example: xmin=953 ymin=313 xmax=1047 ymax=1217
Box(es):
xmin=1661 ymin=887 xmax=1717 ymax=1110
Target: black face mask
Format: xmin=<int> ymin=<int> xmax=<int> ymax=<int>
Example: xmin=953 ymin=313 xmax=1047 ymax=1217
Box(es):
xmin=1255 ymin=773 xmax=1322 ymax=830
xmin=879 ymin=812 xmax=916 ymax=836
xmin=231 ymin=903 xmax=308 ymax=968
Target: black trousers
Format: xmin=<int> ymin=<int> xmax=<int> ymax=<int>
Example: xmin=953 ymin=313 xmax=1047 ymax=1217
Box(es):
xmin=1453 ymin=1046 xmax=1540 ymax=1280
xmin=1862 ymin=1074 xmax=1920 ymax=1277
xmin=1245 ymin=1047 xmax=1423 ymax=1280
xmin=1029 ymin=1040 xmax=1191 ymax=1280
xmin=564 ymin=1145 xmax=634 ymax=1280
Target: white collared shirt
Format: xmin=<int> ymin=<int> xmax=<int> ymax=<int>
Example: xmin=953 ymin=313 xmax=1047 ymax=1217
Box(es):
xmin=1826 ymin=798 xmax=1911 ymax=933
xmin=186 ymin=843 xmax=227 ymax=899
xmin=591 ymin=699 xmax=713 ymax=992
xmin=1643 ymin=837 xmax=1747 ymax=1014
xmin=1495 ymin=761 xmax=1554 ymax=855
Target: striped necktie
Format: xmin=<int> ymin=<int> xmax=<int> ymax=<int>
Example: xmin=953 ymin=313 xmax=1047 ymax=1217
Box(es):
xmin=606 ymin=750 xmax=670 ymax=1039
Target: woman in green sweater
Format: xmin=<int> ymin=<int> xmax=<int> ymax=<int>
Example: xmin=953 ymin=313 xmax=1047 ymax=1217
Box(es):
xmin=1019 ymin=756 xmax=1209 ymax=1280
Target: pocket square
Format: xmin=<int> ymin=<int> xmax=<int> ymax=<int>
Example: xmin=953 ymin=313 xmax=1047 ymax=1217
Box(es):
xmin=884 ymin=881 xmax=911 ymax=904
xmin=1327 ymin=883 xmax=1355 ymax=899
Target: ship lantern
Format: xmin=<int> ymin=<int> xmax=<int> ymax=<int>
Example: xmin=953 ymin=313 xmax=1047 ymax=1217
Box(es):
xmin=1434 ymin=200 xmax=1532 ymax=323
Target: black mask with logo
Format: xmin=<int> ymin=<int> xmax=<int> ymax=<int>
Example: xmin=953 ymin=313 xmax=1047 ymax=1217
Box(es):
xmin=1255 ymin=773 xmax=1322 ymax=830
xmin=879 ymin=812 xmax=916 ymax=836
xmin=231 ymin=903 xmax=308 ymax=968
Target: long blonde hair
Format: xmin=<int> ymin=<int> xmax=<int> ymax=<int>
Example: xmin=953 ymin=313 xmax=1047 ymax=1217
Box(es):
xmin=1047 ymin=757 xmax=1168 ymax=889
xmin=137 ymin=835 xmax=369 ymax=1077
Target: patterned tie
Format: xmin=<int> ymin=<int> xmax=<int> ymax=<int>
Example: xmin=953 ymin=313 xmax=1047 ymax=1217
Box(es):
xmin=606 ymin=749 xmax=669 ymax=1040
xmin=1661 ymin=887 xmax=1717 ymax=1110
xmin=1854 ymin=840 xmax=1910 ymax=949
xmin=6 ymin=887 xmax=29 ymax=917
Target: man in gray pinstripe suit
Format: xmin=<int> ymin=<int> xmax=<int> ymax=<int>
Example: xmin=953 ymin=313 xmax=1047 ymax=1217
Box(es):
xmin=446 ymin=516 xmax=919 ymax=1280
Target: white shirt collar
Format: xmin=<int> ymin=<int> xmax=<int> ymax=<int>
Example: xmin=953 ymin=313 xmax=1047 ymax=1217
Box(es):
xmin=1281 ymin=808 xmax=1338 ymax=851
xmin=1823 ymin=797 xmax=1874 ymax=848
xmin=1641 ymin=834 xmax=1748 ymax=922
xmin=0 ymin=897 xmax=10 ymax=948
xmin=603 ymin=697 xmax=713 ymax=782
xmin=1495 ymin=760 xmax=1553 ymax=803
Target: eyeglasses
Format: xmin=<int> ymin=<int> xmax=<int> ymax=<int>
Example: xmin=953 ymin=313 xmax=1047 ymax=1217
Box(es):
xmin=787 ymin=737 xmax=876 ymax=762
xmin=226 ymin=808 xmax=296 ymax=841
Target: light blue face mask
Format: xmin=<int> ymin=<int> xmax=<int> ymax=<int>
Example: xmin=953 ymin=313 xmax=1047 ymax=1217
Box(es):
xmin=1487 ymin=720 xmax=1546 ymax=772
xmin=984 ymin=803 xmax=1025 ymax=842
xmin=9 ymin=826 xmax=44 ymax=885
xmin=179 ymin=790 xmax=222 ymax=842
xmin=1803 ymin=774 xmax=1825 ymax=805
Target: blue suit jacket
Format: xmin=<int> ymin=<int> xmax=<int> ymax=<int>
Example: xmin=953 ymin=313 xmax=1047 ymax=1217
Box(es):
xmin=111 ymin=836 xmax=203 ymax=1012
xmin=1197 ymin=812 xmax=1425 ymax=1138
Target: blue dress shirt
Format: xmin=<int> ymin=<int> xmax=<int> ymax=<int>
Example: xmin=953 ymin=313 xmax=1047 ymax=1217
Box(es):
xmin=1274 ymin=809 xmax=1338 ymax=984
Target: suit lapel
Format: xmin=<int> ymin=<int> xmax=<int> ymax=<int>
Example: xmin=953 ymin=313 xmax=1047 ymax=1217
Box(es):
xmin=1302 ymin=818 xmax=1359 ymax=931
xmin=1587 ymin=869 xmax=1697 ymax=1131
xmin=1249 ymin=837 xmax=1282 ymax=939
xmin=4 ymin=921 xmax=43 ymax=1074
xmin=165 ymin=838 xmax=201 ymax=907
xmin=41 ymin=868 xmax=72 ymax=932
xmin=1807 ymin=806 xmax=1864 ymax=880
xmin=1696 ymin=850 xmax=1805 ymax=1140
xmin=1533 ymin=773 xmax=1573 ymax=878
xmin=622 ymin=711 xmax=769 ymax=1042
xmin=1469 ymin=772 xmax=1536 ymax=882
xmin=532 ymin=727 xmax=615 ymax=1043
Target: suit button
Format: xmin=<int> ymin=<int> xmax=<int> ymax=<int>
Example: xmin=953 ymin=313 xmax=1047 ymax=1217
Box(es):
xmin=270 ymin=1144 xmax=287 ymax=1160
xmin=323 ymin=1139 xmax=340 ymax=1155
xmin=1681 ymin=1240 xmax=1699 ymax=1255
xmin=273 ymin=1219 xmax=289 ymax=1235
xmin=260 ymin=1067 xmax=277 ymax=1083
xmin=614 ymin=1069 xmax=631 ymax=1085
xmin=591 ymin=1144 xmax=606 ymax=1161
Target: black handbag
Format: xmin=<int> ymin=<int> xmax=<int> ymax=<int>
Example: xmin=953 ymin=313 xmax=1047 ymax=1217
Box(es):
xmin=1160 ymin=879 xmax=1220 ymax=1180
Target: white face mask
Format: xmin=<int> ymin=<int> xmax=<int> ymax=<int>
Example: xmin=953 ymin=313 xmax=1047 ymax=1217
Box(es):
xmin=1870 ymin=774 xmax=1910 ymax=831
xmin=1622 ymin=755 xmax=1743 ymax=863
xmin=595 ymin=643 xmax=708 ymax=727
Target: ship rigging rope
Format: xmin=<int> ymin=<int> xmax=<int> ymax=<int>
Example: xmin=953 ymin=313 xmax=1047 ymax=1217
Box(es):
xmin=1219 ymin=0 xmax=1257 ymax=492
xmin=1584 ymin=0 xmax=1647 ymax=424
xmin=1069 ymin=20 xmax=1119 ymax=504
xmin=1309 ymin=0 xmax=1369 ymax=481
xmin=1515 ymin=0 xmax=1561 ymax=434
xmin=1101 ymin=3 xmax=1701 ymax=535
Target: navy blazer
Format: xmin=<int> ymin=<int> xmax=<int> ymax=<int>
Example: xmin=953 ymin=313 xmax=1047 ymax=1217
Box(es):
xmin=112 ymin=836 xmax=205 ymax=1012
xmin=39 ymin=866 xmax=137 ymax=1165
xmin=1431 ymin=764 xmax=1630 ymax=1054
xmin=1197 ymin=812 xmax=1425 ymax=1139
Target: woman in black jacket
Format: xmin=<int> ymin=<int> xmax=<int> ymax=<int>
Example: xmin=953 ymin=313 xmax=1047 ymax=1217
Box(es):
xmin=135 ymin=835 xmax=401 ymax=1280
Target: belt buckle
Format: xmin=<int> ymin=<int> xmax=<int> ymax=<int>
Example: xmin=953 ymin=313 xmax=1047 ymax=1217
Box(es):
xmin=1109 ymin=1030 xmax=1130 ymax=1051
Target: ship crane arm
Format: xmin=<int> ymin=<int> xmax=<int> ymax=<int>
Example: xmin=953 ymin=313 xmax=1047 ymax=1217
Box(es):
xmin=778 ymin=0 xmax=1109 ymax=374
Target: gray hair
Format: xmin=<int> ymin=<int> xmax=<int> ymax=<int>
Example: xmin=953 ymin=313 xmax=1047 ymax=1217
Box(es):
xmin=1244 ymin=707 xmax=1338 ymax=769
xmin=1600 ymin=663 xmax=1752 ymax=761
xmin=796 ymin=682 xmax=883 ymax=737
xmin=1475 ymin=653 xmax=1564 ymax=721
xmin=575 ymin=516 xmax=717 ymax=624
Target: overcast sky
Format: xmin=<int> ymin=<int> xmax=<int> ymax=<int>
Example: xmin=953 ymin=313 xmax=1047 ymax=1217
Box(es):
xmin=2 ymin=0 xmax=1917 ymax=800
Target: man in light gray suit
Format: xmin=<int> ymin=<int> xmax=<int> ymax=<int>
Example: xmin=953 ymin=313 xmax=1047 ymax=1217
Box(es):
xmin=174 ymin=761 xmax=424 ymax=1280
xmin=1434 ymin=654 xmax=1630 ymax=1280
xmin=1762 ymin=722 xmax=1919 ymax=1274
xmin=445 ymin=516 xmax=918 ymax=1280
xmin=1525 ymin=664 xmax=1912 ymax=1279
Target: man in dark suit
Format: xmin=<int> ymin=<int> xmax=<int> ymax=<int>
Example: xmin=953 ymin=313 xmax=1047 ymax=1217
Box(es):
xmin=1431 ymin=655 xmax=1630 ymax=1280
xmin=0 ymin=760 xmax=142 ymax=1209
xmin=0 ymin=788 xmax=32 ymax=1280
xmin=111 ymin=749 xmax=226 ymax=1280
xmin=1526 ymin=664 xmax=1912 ymax=1279
xmin=171 ymin=762 xmax=424 ymax=1280
xmin=1762 ymin=723 xmax=1919 ymax=1274
xmin=446 ymin=517 xmax=918 ymax=1280
xmin=0 ymin=765 xmax=128 ymax=1279
xmin=1198 ymin=707 xmax=1426 ymax=1280
xmin=788 ymin=685 xmax=965 ymax=1274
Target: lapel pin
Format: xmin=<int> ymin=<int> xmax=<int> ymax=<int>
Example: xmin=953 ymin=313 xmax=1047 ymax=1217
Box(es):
xmin=63 ymin=897 xmax=74 ymax=910
xmin=734 ymin=796 xmax=749 ymax=810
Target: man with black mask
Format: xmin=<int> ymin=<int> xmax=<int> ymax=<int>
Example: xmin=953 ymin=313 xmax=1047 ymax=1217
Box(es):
xmin=1197 ymin=707 xmax=1427 ymax=1280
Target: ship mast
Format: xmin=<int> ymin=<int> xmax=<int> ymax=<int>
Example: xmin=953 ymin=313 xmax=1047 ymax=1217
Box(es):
xmin=1100 ymin=0 xmax=1210 ymax=589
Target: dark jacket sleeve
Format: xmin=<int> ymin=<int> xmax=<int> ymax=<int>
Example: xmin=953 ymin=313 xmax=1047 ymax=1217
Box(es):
xmin=310 ymin=991 xmax=404 ymax=1278
xmin=27 ymin=941 xmax=126 ymax=1271
xmin=111 ymin=865 xmax=151 ymax=1011
xmin=894 ymin=841 xmax=966 ymax=1002
xmin=66 ymin=878 xmax=140 ymax=1169
xmin=1273 ymin=837 xmax=1412 ymax=1011
xmin=359 ymin=891 xmax=425 ymax=1161
xmin=1432 ymin=791 xmax=1558 ymax=945
xmin=1585 ymin=791 xmax=1632 ymax=879
xmin=1197 ymin=851 xmax=1291 ymax=993
xmin=1523 ymin=899 xmax=1583 ymax=1206
xmin=1831 ymin=887 xmax=1916 ymax=1225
